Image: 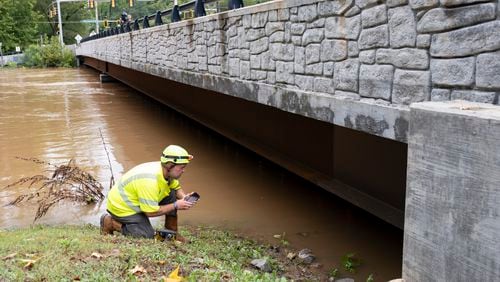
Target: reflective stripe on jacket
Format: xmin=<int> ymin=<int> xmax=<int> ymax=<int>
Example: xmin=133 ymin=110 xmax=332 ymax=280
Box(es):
xmin=106 ymin=161 xmax=180 ymax=217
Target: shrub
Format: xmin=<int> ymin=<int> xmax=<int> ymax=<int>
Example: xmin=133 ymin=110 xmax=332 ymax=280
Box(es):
xmin=4 ymin=61 xmax=18 ymax=68
xmin=23 ymin=45 xmax=42 ymax=67
xmin=22 ymin=36 xmax=75 ymax=68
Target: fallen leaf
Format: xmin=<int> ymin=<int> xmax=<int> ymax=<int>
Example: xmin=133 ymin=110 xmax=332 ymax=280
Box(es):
xmin=273 ymin=234 xmax=282 ymax=239
xmin=2 ymin=253 xmax=17 ymax=260
xmin=221 ymin=273 xmax=232 ymax=281
xmin=158 ymin=260 xmax=166 ymax=265
xmin=73 ymin=276 xmax=81 ymax=281
xmin=21 ymin=259 xmax=37 ymax=270
xmin=287 ymin=252 xmax=296 ymax=260
xmin=129 ymin=265 xmax=146 ymax=276
xmin=19 ymin=259 xmax=37 ymax=263
xmin=91 ymin=252 xmax=104 ymax=259
xmin=164 ymin=265 xmax=183 ymax=281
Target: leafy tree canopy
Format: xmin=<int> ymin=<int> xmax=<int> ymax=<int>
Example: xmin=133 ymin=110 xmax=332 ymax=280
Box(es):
xmin=0 ymin=0 xmax=43 ymax=52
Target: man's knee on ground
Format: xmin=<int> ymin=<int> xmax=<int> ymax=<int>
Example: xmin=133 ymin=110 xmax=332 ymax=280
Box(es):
xmin=122 ymin=223 xmax=156 ymax=239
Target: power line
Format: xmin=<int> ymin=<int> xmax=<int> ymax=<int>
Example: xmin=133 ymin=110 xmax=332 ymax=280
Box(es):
xmin=30 ymin=21 xmax=111 ymax=23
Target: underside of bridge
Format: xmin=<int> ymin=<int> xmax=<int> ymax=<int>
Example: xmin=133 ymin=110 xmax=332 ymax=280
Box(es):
xmin=82 ymin=57 xmax=408 ymax=228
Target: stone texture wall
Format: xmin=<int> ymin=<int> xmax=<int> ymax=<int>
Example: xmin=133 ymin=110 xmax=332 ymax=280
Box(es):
xmin=77 ymin=0 xmax=500 ymax=142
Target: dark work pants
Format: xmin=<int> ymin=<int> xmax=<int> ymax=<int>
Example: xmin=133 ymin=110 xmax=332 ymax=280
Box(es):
xmin=108 ymin=190 xmax=177 ymax=238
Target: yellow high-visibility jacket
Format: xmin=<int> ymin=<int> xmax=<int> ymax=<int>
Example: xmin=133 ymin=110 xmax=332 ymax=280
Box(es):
xmin=107 ymin=162 xmax=180 ymax=217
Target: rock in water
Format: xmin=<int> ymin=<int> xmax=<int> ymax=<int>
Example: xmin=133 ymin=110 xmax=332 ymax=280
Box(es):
xmin=298 ymin=248 xmax=315 ymax=264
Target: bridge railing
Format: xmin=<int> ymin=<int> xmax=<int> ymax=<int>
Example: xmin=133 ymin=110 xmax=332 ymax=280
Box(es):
xmin=81 ymin=0 xmax=250 ymax=43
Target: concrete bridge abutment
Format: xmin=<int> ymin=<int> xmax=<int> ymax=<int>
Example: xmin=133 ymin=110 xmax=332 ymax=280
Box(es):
xmin=404 ymin=101 xmax=500 ymax=281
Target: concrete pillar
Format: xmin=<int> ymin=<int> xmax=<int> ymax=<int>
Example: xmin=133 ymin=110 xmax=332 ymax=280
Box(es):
xmin=99 ymin=73 xmax=117 ymax=83
xmin=403 ymin=100 xmax=500 ymax=281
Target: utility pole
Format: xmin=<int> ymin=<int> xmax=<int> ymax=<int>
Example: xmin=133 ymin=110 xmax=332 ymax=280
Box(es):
xmin=56 ymin=0 xmax=64 ymax=46
xmin=95 ymin=1 xmax=99 ymax=33
xmin=0 ymin=42 xmax=3 ymax=67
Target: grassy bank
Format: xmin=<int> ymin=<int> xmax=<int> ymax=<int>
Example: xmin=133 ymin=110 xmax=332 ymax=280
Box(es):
xmin=0 ymin=224 xmax=325 ymax=281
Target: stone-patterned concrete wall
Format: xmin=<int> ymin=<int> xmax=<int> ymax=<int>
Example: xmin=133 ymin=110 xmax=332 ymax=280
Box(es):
xmin=77 ymin=0 xmax=500 ymax=142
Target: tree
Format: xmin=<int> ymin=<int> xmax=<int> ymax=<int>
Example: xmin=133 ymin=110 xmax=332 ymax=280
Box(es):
xmin=34 ymin=0 xmax=93 ymax=44
xmin=0 ymin=0 xmax=43 ymax=52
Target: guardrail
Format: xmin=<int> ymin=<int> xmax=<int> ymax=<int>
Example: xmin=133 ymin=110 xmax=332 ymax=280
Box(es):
xmin=81 ymin=0 xmax=245 ymax=43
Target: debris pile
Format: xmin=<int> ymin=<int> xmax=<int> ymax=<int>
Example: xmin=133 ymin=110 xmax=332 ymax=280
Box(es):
xmin=2 ymin=157 xmax=105 ymax=221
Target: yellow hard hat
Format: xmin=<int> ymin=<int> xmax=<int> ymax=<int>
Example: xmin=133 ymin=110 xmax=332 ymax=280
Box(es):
xmin=160 ymin=145 xmax=193 ymax=164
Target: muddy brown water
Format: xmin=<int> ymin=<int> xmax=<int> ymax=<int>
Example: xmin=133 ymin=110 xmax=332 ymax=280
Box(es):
xmin=0 ymin=68 xmax=402 ymax=280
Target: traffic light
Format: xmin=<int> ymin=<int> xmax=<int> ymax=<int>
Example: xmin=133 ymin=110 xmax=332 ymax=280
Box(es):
xmin=88 ymin=0 xmax=94 ymax=9
xmin=104 ymin=19 xmax=109 ymax=28
xmin=111 ymin=0 xmax=115 ymax=8
xmin=129 ymin=0 xmax=134 ymax=7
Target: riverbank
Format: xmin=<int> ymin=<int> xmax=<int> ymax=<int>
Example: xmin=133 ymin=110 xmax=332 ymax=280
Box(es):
xmin=0 ymin=224 xmax=333 ymax=281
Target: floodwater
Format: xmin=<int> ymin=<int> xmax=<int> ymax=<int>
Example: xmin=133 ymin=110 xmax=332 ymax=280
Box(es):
xmin=0 ymin=68 xmax=402 ymax=280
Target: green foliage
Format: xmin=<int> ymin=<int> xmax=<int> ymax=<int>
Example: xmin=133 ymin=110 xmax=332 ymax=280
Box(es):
xmin=329 ymin=268 xmax=339 ymax=279
xmin=23 ymin=36 xmax=75 ymax=68
xmin=0 ymin=224 xmax=315 ymax=281
xmin=23 ymin=45 xmax=42 ymax=67
xmin=0 ymin=0 xmax=43 ymax=52
xmin=367 ymin=273 xmax=375 ymax=282
xmin=4 ymin=61 xmax=19 ymax=68
xmin=341 ymin=253 xmax=362 ymax=273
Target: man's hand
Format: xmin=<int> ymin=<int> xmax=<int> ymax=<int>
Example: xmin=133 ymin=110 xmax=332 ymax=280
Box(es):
xmin=184 ymin=192 xmax=200 ymax=203
xmin=175 ymin=199 xmax=194 ymax=210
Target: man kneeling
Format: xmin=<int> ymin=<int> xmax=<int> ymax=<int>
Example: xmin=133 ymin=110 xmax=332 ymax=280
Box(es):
xmin=100 ymin=145 xmax=196 ymax=242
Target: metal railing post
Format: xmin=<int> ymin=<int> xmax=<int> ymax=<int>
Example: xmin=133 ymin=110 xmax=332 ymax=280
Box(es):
xmin=172 ymin=0 xmax=181 ymax=22
xmin=155 ymin=11 xmax=163 ymax=26
xmin=143 ymin=16 xmax=150 ymax=28
xmin=228 ymin=0 xmax=244 ymax=10
xmin=195 ymin=0 xmax=206 ymax=17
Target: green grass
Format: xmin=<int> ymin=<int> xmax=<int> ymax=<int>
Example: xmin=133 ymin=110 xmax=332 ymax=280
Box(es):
xmin=0 ymin=224 xmax=321 ymax=281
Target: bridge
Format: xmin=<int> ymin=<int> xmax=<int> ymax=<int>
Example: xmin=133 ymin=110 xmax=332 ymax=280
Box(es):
xmin=75 ymin=0 xmax=500 ymax=280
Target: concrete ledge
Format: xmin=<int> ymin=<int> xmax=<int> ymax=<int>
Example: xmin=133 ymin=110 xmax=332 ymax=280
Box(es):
xmin=403 ymin=100 xmax=500 ymax=281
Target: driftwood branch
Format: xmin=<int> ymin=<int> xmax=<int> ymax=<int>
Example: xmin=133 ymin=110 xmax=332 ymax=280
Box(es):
xmin=99 ymin=128 xmax=115 ymax=190
xmin=2 ymin=158 xmax=105 ymax=222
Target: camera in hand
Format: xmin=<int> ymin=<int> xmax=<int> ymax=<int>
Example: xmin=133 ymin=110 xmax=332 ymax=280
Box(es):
xmin=185 ymin=192 xmax=200 ymax=203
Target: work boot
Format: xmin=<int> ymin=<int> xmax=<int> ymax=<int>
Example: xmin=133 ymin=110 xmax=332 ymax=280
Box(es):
xmin=100 ymin=214 xmax=122 ymax=235
xmin=164 ymin=215 xmax=188 ymax=243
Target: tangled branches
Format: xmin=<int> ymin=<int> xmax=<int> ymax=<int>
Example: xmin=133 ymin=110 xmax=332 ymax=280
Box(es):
xmin=2 ymin=157 xmax=105 ymax=222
